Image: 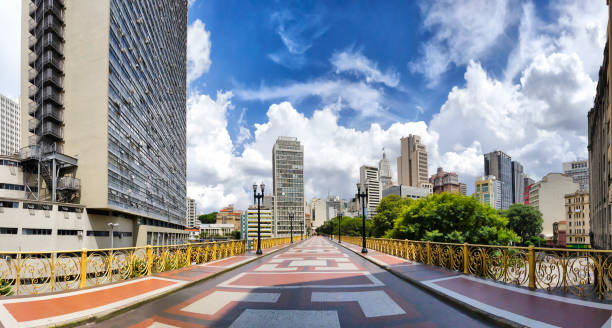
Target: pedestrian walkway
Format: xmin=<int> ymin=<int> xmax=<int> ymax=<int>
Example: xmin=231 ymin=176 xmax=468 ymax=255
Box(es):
xmin=339 ymin=239 xmax=612 ymax=328
xmin=0 ymin=243 xmax=289 ymax=328
xmin=92 ymin=237 xmax=491 ymax=327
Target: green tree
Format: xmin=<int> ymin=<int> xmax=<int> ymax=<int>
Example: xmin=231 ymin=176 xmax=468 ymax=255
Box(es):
xmin=501 ymin=204 xmax=543 ymax=244
xmin=230 ymin=230 xmax=241 ymax=240
xmin=315 ymin=216 xmax=372 ymax=237
xmin=372 ymin=195 xmax=412 ymax=237
xmin=389 ymin=193 xmax=519 ymax=245
xmin=198 ymin=212 xmax=217 ymax=224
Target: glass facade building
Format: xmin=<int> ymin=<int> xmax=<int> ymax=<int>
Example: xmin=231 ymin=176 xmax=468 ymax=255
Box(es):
xmin=272 ymin=137 xmax=304 ymax=237
xmin=484 ymin=151 xmax=512 ymax=210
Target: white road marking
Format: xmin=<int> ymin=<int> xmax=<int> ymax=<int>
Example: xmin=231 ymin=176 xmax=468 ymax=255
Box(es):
xmin=289 ymin=260 xmax=328 ymax=266
xmin=230 ymin=309 xmax=340 ymax=328
xmin=312 ymin=291 xmax=405 ymax=318
xmin=181 ymin=291 xmax=280 ymax=315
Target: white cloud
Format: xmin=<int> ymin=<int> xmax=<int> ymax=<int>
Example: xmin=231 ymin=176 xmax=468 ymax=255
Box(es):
xmin=187 ymin=19 xmax=212 ymax=83
xmin=236 ymin=79 xmax=387 ymax=118
xmin=410 ymin=0 xmax=512 ymax=86
xmin=0 ymin=0 xmax=21 ymax=99
xmin=331 ymin=50 xmax=400 ymax=87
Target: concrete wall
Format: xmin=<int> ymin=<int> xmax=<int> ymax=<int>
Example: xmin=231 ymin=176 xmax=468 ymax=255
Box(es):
xmin=531 ymin=173 xmax=579 ymax=238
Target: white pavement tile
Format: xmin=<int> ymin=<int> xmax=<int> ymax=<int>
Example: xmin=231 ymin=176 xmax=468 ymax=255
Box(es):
xmin=314 ymin=262 xmax=358 ymax=271
xmin=289 ymin=260 xmax=327 ymax=266
xmin=181 ymin=291 xmax=280 ymax=315
xmin=311 ymin=291 xmax=405 ymax=318
xmin=147 ymin=323 xmax=180 ymax=328
xmin=254 ymin=264 xmax=298 ymax=272
xmin=229 ymin=309 xmax=340 ymax=328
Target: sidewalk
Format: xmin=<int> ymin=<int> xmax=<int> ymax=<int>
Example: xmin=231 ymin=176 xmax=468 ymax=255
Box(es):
xmin=0 ymin=243 xmax=291 ymax=328
xmin=338 ymin=240 xmax=612 ymax=328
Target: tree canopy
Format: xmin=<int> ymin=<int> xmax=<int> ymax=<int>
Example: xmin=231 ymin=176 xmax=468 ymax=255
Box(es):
xmin=501 ymin=204 xmax=543 ymax=244
xmin=387 ymin=193 xmax=519 ymax=245
xmin=315 ymin=216 xmax=372 ymax=237
xmin=198 ymin=212 xmax=217 ymax=224
xmin=372 ymin=195 xmax=412 ymax=237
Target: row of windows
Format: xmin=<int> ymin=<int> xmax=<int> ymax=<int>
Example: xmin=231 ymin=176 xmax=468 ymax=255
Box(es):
xmin=0 ymin=228 xmax=132 ymax=237
xmin=0 ymin=183 xmax=24 ymax=191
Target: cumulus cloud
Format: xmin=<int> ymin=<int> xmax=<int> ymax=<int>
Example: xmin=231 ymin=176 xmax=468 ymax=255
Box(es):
xmin=0 ymin=0 xmax=21 ymax=99
xmin=187 ymin=19 xmax=212 ymax=83
xmin=410 ymin=0 xmax=512 ymax=86
xmin=331 ymin=50 xmax=400 ymax=87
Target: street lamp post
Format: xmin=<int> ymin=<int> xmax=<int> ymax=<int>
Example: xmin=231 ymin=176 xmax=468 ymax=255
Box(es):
xmin=356 ymin=183 xmax=368 ymax=254
xmin=253 ymin=183 xmax=265 ymax=255
xmin=289 ymin=212 xmax=294 ymax=243
xmin=337 ymin=212 xmax=342 ymax=244
xmin=107 ymin=222 xmax=119 ymax=249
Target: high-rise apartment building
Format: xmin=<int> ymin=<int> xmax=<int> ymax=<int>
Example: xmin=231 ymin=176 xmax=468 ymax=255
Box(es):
xmin=565 ymin=191 xmax=590 ymax=248
xmin=309 ymin=198 xmax=326 ymax=229
xmin=589 ymin=26 xmax=612 ymax=249
xmin=272 ymin=137 xmax=304 ymax=237
xmin=0 ymin=94 xmax=20 ymax=156
xmin=397 ymin=135 xmax=428 ymax=188
xmin=325 ymin=195 xmax=347 ymax=220
xmin=484 ymin=151 xmax=512 ymax=209
xmin=359 ymin=165 xmax=381 ymax=218
xmin=378 ymin=150 xmax=393 ymax=189
xmin=186 ymin=197 xmax=196 ymax=228
xmin=511 ymin=161 xmax=525 ymax=205
xmin=429 ymin=167 xmax=461 ymax=194
xmin=244 ymin=206 xmax=273 ymax=240
xmin=529 ymin=173 xmax=579 ymax=239
xmin=459 ymin=182 xmax=467 ymax=196
xmin=562 ymin=160 xmax=589 ymax=192
xmin=474 ymin=175 xmax=502 ymax=210
xmin=20 ymin=0 xmax=188 ymax=246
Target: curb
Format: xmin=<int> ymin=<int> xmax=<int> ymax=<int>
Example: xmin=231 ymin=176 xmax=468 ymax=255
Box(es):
xmin=56 ymin=240 xmax=304 ymax=328
xmin=334 ymin=241 xmax=524 ymax=328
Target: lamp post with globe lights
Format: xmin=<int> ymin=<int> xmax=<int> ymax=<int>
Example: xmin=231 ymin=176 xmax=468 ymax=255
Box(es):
xmin=356 ymin=183 xmax=368 ymax=254
xmin=253 ymin=183 xmax=265 ymax=255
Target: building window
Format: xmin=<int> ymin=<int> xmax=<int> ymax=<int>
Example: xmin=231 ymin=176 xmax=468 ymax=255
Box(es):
xmin=58 ymin=229 xmax=81 ymax=236
xmin=0 ymin=201 xmax=18 ymax=208
xmin=87 ymin=230 xmax=110 ymax=237
xmin=0 ymin=227 xmax=17 ymax=234
xmin=22 ymin=228 xmax=52 ymax=235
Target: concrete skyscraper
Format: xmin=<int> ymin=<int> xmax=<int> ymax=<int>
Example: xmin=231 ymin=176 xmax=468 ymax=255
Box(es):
xmin=562 ymin=160 xmax=589 ymax=192
xmin=360 ymin=165 xmax=381 ymax=218
xmin=484 ymin=151 xmax=512 ymax=210
xmin=397 ymin=135 xmax=429 ymax=188
xmin=272 ymin=137 xmax=304 ymax=237
xmin=20 ymin=0 xmax=188 ymax=246
xmin=0 ymin=94 xmax=20 ymax=156
xmin=186 ymin=197 xmax=196 ymax=228
xmin=378 ymin=149 xmax=392 ymax=189
xmin=511 ymin=161 xmax=525 ymax=205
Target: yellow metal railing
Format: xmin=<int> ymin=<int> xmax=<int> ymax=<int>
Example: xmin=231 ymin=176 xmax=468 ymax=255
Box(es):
xmin=339 ymin=236 xmax=610 ymax=300
xmin=0 ymin=236 xmax=299 ymax=296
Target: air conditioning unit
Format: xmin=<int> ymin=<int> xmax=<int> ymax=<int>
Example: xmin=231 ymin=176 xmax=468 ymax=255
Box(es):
xmin=77 ymin=230 xmax=83 ymax=237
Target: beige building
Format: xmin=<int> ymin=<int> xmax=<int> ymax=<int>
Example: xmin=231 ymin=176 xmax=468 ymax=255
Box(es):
xmin=0 ymin=94 xmax=20 ymax=156
xmin=430 ymin=167 xmax=462 ymax=194
xmin=19 ymin=0 xmax=188 ymax=248
xmin=565 ymin=191 xmax=590 ymax=248
xmin=397 ymin=135 xmax=429 ymax=188
xmin=244 ymin=207 xmax=273 ymax=240
xmin=309 ymin=198 xmax=326 ymax=229
xmin=360 ymin=165 xmax=382 ymax=218
xmin=216 ymin=205 xmax=242 ymax=231
xmin=186 ymin=197 xmax=197 ymax=228
xmin=529 ymin=173 xmax=579 ymax=239
xmin=474 ymin=175 xmax=502 ymax=210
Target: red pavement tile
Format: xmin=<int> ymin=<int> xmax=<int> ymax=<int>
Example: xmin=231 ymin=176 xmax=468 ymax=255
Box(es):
xmin=158 ymin=266 xmax=221 ymax=281
xmin=435 ymin=277 xmax=611 ymax=328
xmin=204 ymin=256 xmax=251 ymax=267
xmin=4 ymin=278 xmax=176 ymax=322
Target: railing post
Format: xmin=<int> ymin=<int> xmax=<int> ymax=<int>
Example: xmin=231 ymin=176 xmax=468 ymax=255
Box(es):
xmin=528 ymin=245 xmax=536 ymax=289
xmin=186 ymin=244 xmax=192 ymax=266
xmin=463 ymin=243 xmax=469 ymax=274
xmin=146 ymin=245 xmax=152 ymax=275
xmin=426 ymin=241 xmax=432 ymax=265
xmin=212 ymin=242 xmax=217 ymax=261
xmin=79 ymin=248 xmax=87 ymax=288
xmin=230 ymin=241 xmax=235 ymax=256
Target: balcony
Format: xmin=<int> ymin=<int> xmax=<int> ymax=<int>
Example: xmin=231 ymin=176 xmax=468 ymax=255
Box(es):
xmin=28 ymin=18 xmax=37 ymax=34
xmin=41 ymin=87 xmax=63 ymax=105
xmin=42 ymin=33 xmax=63 ymax=55
xmin=28 ymin=102 xmax=39 ymax=116
xmin=40 ymin=121 xmax=63 ymax=139
xmin=28 ymin=2 xmax=37 ymax=17
xmin=40 ymin=104 xmax=63 ymax=122
xmin=40 ymin=69 xmax=63 ymax=88
xmin=28 ymin=118 xmax=40 ymax=133
xmin=58 ymin=177 xmax=80 ymax=191
xmin=28 ymin=135 xmax=41 ymax=146
xmin=28 ymin=35 xmax=37 ymax=50
xmin=37 ymin=15 xmax=64 ymax=39
xmin=28 ymin=52 xmax=38 ymax=66
xmin=41 ymin=51 xmax=63 ymax=70
xmin=28 ymin=85 xmax=38 ymax=99
xmin=28 ymin=68 xmax=38 ymax=83
xmin=38 ymin=0 xmax=64 ymax=22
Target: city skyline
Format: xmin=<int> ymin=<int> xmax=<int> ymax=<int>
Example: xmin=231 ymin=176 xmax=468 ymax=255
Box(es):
xmin=0 ymin=1 xmax=606 ymax=213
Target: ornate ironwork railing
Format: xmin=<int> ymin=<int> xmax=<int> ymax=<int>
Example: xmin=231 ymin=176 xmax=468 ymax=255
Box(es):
xmin=0 ymin=236 xmax=297 ymax=296
xmin=339 ymin=236 xmax=610 ymax=300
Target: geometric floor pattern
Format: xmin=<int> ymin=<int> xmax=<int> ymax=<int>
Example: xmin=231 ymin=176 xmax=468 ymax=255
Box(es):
xmin=93 ymin=237 xmax=493 ymax=328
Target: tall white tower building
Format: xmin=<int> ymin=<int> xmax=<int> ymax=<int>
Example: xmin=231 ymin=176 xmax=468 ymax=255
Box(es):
xmin=273 ymin=137 xmax=304 ymax=237
xmin=186 ymin=197 xmax=197 ymax=228
xmin=360 ymin=165 xmax=381 ymax=218
xmin=0 ymin=94 xmax=20 ymax=156
xmin=378 ymin=149 xmax=392 ymax=189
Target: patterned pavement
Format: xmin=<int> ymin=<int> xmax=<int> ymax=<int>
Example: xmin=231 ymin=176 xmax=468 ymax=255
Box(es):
xmin=91 ymin=237 xmax=492 ymax=328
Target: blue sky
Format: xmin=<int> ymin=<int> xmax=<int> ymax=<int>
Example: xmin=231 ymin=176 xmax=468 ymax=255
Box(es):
xmin=0 ymin=0 xmax=607 ymax=213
